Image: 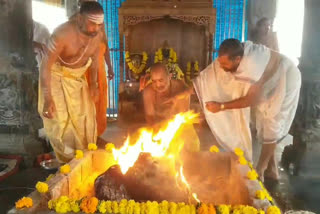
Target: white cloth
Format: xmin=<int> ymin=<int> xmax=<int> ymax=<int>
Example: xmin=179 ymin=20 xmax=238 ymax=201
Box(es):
xmin=193 ymin=61 xmax=253 ymax=160
xmin=33 ymin=21 xmax=50 ymax=67
xmin=235 ymin=41 xmax=301 ymax=143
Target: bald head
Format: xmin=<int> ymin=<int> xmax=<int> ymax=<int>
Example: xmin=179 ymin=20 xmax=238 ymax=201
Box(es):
xmin=150 ymin=63 xmax=171 ymax=93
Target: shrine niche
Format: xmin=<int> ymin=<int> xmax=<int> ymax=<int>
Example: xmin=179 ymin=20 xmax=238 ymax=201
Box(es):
xmin=118 ymin=0 xmax=216 ymax=121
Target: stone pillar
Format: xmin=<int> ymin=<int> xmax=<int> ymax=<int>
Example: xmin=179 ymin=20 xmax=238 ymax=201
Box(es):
xmin=0 ymin=0 xmax=44 ymax=166
xmin=283 ymin=0 xmax=320 ymax=177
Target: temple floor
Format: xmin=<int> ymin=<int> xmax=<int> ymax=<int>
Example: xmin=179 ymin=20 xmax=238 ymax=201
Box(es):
xmin=0 ymin=120 xmax=319 ymax=213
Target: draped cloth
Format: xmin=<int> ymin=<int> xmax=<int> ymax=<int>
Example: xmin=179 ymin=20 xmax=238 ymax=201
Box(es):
xmin=86 ymin=43 xmax=108 ymax=136
xmin=193 ymin=61 xmax=252 ymax=160
xmin=235 ymin=41 xmax=301 ymax=144
xmin=38 ymin=58 xmax=97 ymax=163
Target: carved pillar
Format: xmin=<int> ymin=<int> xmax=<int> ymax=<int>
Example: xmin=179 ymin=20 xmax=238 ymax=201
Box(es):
xmin=0 ymin=0 xmax=44 ymax=165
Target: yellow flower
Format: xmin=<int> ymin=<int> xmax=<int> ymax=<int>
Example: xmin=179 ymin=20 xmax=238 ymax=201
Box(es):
xmin=218 ymin=205 xmax=230 ymax=214
xmin=234 ymin=148 xmax=244 ymax=156
xmin=55 ymin=196 xmax=71 ymax=213
xmin=80 ymin=197 xmax=99 ymax=213
xmin=60 ymin=164 xmax=71 ymax=174
xmin=127 ymin=200 xmax=135 ymax=214
xmin=266 ymin=206 xmax=281 ymax=214
xmin=105 ymin=143 xmax=115 ymax=152
xmin=255 ymin=190 xmax=266 ymax=200
xmin=15 ymin=197 xmax=33 ymax=209
xmin=119 ymin=199 xmax=128 ymax=214
xmin=46 ymin=174 xmax=54 ymax=182
xmin=238 ymin=156 xmax=248 ymax=165
xmin=210 ymin=145 xmax=219 ymax=153
xmin=247 ymin=169 xmax=259 ymax=180
xmin=190 ymin=205 xmax=196 ymax=214
xmin=70 ymin=200 xmax=80 ymax=213
xmin=75 ymin=150 xmax=84 ymax=159
xmin=242 ymin=205 xmax=258 ymax=213
xmin=265 ymin=191 xmax=273 ymax=202
xmin=160 ymin=201 xmax=169 ymax=214
xmin=134 ymin=202 xmax=141 ymax=214
xmin=35 ymin=181 xmax=49 ymax=193
xmin=112 ymin=201 xmax=119 ymax=213
xmin=48 ymin=199 xmax=57 ymax=210
xmin=141 ymin=202 xmax=147 ymax=214
xmin=88 ymin=143 xmax=97 ymax=151
xmin=248 ymin=162 xmax=253 ymax=169
xmin=169 ymin=202 xmax=177 ymax=214
xmin=258 ymin=210 xmax=265 ymax=214
xmin=98 ymin=200 xmax=107 ymax=214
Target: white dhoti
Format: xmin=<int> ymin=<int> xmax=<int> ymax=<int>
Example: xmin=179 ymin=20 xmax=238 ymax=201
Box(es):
xmin=235 ymin=41 xmax=301 ymax=144
xmin=38 ymin=59 xmax=97 ymax=163
xmin=194 ymin=61 xmax=253 ymax=160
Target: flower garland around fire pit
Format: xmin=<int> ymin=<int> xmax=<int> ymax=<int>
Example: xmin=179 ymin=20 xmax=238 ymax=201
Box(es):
xmin=14 ymin=144 xmax=281 ymax=214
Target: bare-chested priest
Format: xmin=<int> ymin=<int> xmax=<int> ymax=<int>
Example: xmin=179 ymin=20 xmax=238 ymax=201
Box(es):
xmin=142 ymin=63 xmax=200 ymax=152
xmin=38 ymin=2 xmax=104 ymax=163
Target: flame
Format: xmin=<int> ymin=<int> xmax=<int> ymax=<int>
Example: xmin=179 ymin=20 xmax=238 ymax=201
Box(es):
xmin=112 ymin=111 xmax=198 ymax=174
xmin=179 ymin=166 xmax=200 ymax=203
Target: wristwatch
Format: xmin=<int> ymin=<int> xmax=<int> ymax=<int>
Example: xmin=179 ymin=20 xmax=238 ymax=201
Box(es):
xmin=220 ymin=104 xmax=225 ymax=110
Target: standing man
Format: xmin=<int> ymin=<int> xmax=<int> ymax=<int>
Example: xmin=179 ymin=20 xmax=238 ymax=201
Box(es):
xmin=38 ymin=2 xmax=105 ymax=163
xmin=206 ymin=39 xmax=301 ymax=181
xmin=71 ymin=0 xmax=114 ymax=137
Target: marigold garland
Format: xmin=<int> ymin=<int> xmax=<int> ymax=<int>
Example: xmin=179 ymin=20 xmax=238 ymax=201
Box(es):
xmin=238 ymin=156 xmax=248 ymax=165
xmin=125 ymin=51 xmax=148 ymax=78
xmin=35 ymin=181 xmax=49 ymax=193
xmin=154 ymin=48 xmax=177 ymax=63
xmin=46 ymin=196 xmax=278 ymax=214
xmin=186 ymin=61 xmax=200 ymax=83
xmin=234 ymin=148 xmax=244 ymax=157
xmin=15 ymin=197 xmax=33 ymax=209
xmin=247 ymin=169 xmax=259 ymax=180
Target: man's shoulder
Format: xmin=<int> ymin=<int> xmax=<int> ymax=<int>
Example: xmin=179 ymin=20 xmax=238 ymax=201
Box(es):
xmin=52 ymin=21 xmax=76 ymax=39
xmin=171 ymin=79 xmax=186 ymax=90
xmin=143 ymin=84 xmax=155 ymax=96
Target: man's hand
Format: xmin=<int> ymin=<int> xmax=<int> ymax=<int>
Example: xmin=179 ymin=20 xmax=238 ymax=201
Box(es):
xmin=206 ymin=101 xmax=222 ymax=113
xmin=107 ymin=67 xmax=114 ymax=80
xmin=90 ymin=84 xmax=99 ymax=103
xmin=43 ymin=97 xmax=56 ymax=119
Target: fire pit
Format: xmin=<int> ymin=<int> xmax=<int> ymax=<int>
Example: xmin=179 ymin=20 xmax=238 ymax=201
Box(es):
xmin=9 ymin=112 xmax=276 ymax=213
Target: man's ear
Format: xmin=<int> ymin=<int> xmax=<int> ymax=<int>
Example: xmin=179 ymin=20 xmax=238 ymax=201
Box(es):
xmin=235 ymin=56 xmax=242 ymax=64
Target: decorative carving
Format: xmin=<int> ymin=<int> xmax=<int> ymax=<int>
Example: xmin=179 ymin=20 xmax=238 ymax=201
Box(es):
xmin=123 ymin=15 xmax=213 ymax=28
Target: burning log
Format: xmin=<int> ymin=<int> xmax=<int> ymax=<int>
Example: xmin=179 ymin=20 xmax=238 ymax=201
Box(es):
xmin=95 ymin=153 xmax=189 ymax=202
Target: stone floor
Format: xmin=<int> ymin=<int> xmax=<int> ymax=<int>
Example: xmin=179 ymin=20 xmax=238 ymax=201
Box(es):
xmin=0 ymin=120 xmax=319 ymax=213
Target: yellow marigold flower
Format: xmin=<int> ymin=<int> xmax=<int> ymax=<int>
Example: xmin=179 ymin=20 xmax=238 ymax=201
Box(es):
xmin=48 ymin=199 xmax=56 ymax=210
xmin=88 ymin=143 xmax=97 ymax=151
xmin=234 ymin=148 xmax=244 ymax=156
xmin=134 ymin=202 xmax=141 ymax=214
xmin=80 ymin=197 xmax=99 ymax=214
xmin=169 ymin=202 xmax=177 ymax=214
xmin=242 ymin=205 xmax=258 ymax=213
xmin=98 ymin=201 xmax=107 ymax=214
xmin=75 ymin=150 xmax=84 ymax=159
xmin=266 ymin=206 xmax=281 ymax=214
xmin=141 ymin=202 xmax=147 ymax=214
xmin=190 ymin=205 xmax=196 ymax=214
xmin=35 ymin=181 xmax=49 ymax=193
xmin=15 ymin=197 xmax=33 ymax=209
xmin=247 ymin=170 xmax=259 ymax=180
xmin=239 ymin=156 xmax=248 ymax=165
xmin=70 ymin=200 xmax=80 ymax=213
xmin=265 ymin=192 xmax=273 ymax=202
xmin=119 ymin=199 xmax=128 ymax=214
xmin=255 ymin=190 xmax=266 ymax=200
xmin=127 ymin=200 xmax=135 ymax=214
xmin=160 ymin=201 xmax=169 ymax=214
xmin=210 ymin=145 xmax=219 ymax=153
xmin=106 ymin=200 xmax=112 ymax=213
xmin=55 ymin=196 xmax=71 ymax=213
xmin=46 ymin=174 xmax=54 ymax=182
xmin=60 ymin=164 xmax=71 ymax=174
xmin=248 ymin=162 xmax=253 ymax=169
xmin=105 ymin=143 xmax=115 ymax=152
xmin=217 ymin=205 xmax=230 ymax=214
xmin=258 ymin=210 xmax=265 ymax=214
xmin=112 ymin=201 xmax=119 ymax=213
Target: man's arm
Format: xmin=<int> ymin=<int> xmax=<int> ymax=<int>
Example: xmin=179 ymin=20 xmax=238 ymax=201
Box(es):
xmin=40 ymin=33 xmax=65 ymax=118
xmin=102 ymin=26 xmax=114 ymax=80
xmin=206 ymin=50 xmax=281 ymax=113
xmin=143 ymin=88 xmax=156 ymax=125
xmin=88 ymin=40 xmax=101 ymax=103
